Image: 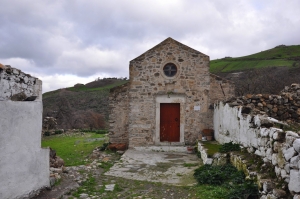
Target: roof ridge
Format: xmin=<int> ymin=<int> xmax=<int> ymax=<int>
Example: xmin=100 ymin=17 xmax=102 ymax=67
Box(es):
xmin=130 ymin=37 xmax=208 ymax=62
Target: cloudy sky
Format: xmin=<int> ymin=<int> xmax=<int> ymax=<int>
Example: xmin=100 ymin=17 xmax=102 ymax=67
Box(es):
xmin=1 ymin=0 xmax=300 ymax=93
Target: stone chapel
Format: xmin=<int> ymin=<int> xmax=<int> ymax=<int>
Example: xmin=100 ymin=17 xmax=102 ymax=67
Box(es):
xmin=109 ymin=37 xmax=234 ymax=147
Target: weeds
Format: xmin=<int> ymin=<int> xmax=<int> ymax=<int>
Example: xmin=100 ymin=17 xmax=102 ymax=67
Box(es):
xmin=194 ymin=164 xmax=259 ymax=198
xmin=98 ymin=162 xmax=114 ymax=172
xmin=219 ymin=141 xmax=240 ymax=153
xmin=183 ymin=163 xmax=198 ymax=167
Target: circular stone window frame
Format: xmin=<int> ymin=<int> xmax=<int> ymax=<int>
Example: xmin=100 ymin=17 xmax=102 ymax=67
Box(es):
xmin=160 ymin=61 xmax=181 ymax=80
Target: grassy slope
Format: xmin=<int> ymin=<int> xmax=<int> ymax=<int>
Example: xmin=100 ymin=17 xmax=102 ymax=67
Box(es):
xmin=42 ymin=133 xmax=107 ymax=166
xmin=210 ymin=45 xmax=300 ymax=73
xmin=43 ymin=79 xmax=128 ymax=97
xmin=66 ymin=80 xmax=128 ymax=92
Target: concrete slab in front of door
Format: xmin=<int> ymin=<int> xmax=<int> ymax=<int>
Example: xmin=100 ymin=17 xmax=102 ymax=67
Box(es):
xmin=105 ymin=149 xmax=202 ymax=186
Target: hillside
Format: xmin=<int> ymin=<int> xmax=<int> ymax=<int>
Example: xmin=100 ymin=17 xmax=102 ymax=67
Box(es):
xmin=210 ymin=45 xmax=300 ymax=73
xmin=43 ymin=78 xmax=128 ymax=130
xmin=210 ymin=45 xmax=300 ymax=95
xmin=43 ymin=45 xmax=300 ymax=130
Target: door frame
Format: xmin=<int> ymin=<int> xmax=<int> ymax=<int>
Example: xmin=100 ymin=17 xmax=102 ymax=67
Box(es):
xmin=155 ymin=94 xmax=185 ymax=145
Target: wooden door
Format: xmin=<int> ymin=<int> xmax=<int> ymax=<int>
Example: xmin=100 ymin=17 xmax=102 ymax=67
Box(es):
xmin=160 ymin=103 xmax=180 ymax=142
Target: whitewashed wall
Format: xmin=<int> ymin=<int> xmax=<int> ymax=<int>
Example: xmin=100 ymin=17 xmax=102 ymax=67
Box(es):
xmin=214 ymin=102 xmax=300 ymax=195
xmin=0 ymin=66 xmax=49 ymax=199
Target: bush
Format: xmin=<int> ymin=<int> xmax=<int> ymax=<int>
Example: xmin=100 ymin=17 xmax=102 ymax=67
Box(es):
xmin=44 ymin=131 xmax=51 ymax=136
xmin=194 ymin=164 xmax=241 ymax=185
xmin=55 ymin=130 xmax=63 ymax=134
xmin=194 ymin=164 xmax=259 ymax=198
xmin=219 ymin=141 xmax=240 ymax=153
xmin=225 ymin=180 xmax=259 ymax=199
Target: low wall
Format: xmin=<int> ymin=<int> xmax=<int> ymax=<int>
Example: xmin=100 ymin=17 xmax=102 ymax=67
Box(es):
xmin=214 ymin=102 xmax=300 ymax=196
xmin=224 ymin=83 xmax=300 ymax=123
xmin=0 ymin=65 xmax=49 ymax=199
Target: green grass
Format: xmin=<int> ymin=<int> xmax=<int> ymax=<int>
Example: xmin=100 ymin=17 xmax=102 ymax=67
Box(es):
xmin=201 ymin=142 xmax=221 ymax=157
xmin=219 ymin=141 xmax=240 ymax=153
xmin=42 ymin=133 xmax=108 ymax=166
xmin=183 ymin=163 xmax=199 ymax=167
xmin=242 ymin=45 xmax=300 ymax=59
xmin=98 ymin=161 xmax=114 ymax=172
xmin=210 ymin=59 xmax=295 ymax=73
xmin=210 ymin=44 xmax=300 ymax=73
xmin=194 ymin=185 xmax=230 ymax=199
xmin=66 ymin=80 xmax=128 ymax=92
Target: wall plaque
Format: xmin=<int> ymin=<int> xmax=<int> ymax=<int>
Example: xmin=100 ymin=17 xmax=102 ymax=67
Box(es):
xmin=194 ymin=106 xmax=200 ymax=111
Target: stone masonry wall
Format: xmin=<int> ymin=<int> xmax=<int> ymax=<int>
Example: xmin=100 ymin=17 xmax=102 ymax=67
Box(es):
xmin=109 ymin=83 xmax=129 ymax=144
xmin=128 ymin=38 xmax=211 ymax=147
xmin=209 ymin=73 xmax=235 ymax=105
xmin=0 ymin=64 xmax=49 ymax=199
xmin=214 ymin=101 xmax=300 ymax=197
xmin=224 ymin=83 xmax=300 ymax=124
xmin=0 ymin=64 xmax=42 ymax=101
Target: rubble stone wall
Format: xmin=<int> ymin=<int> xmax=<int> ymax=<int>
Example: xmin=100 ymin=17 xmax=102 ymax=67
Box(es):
xmin=214 ymin=101 xmax=300 ymax=197
xmin=224 ymin=83 xmax=300 ymax=123
xmin=0 ymin=64 xmax=42 ymax=101
xmin=0 ymin=65 xmax=49 ymax=199
xmin=109 ymin=83 xmax=129 ymax=144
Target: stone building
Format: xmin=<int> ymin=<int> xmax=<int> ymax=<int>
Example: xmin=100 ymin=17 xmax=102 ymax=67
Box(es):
xmin=109 ymin=38 xmax=234 ymax=147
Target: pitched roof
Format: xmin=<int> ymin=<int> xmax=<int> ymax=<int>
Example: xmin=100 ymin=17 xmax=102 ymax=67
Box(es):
xmin=130 ymin=37 xmax=208 ymax=62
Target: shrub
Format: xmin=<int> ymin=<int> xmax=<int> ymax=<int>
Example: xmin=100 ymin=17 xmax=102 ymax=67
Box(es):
xmin=219 ymin=141 xmax=240 ymax=153
xmin=225 ymin=180 xmax=259 ymax=199
xmin=194 ymin=164 xmax=241 ymax=185
xmin=194 ymin=164 xmax=259 ymax=199
xmin=44 ymin=131 xmax=51 ymax=136
xmin=55 ymin=130 xmax=63 ymax=134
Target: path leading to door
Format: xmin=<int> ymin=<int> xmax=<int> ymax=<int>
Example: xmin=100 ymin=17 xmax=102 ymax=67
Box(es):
xmin=105 ymin=148 xmax=201 ymax=186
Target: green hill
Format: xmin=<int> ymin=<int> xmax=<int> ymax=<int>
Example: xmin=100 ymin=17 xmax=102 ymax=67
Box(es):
xmin=210 ymin=45 xmax=300 ymax=73
xmin=43 ymin=78 xmax=128 ymax=130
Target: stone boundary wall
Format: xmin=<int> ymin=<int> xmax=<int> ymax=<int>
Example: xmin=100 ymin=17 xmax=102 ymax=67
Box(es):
xmin=224 ymin=83 xmax=300 ymax=123
xmin=214 ymin=101 xmax=300 ymax=197
xmin=0 ymin=64 xmax=42 ymax=101
xmin=0 ymin=64 xmax=49 ymax=199
xmin=108 ymin=83 xmax=129 ymax=144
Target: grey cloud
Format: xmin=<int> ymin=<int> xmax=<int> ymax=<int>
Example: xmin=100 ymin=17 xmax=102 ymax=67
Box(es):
xmin=0 ymin=0 xmax=300 ymax=92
